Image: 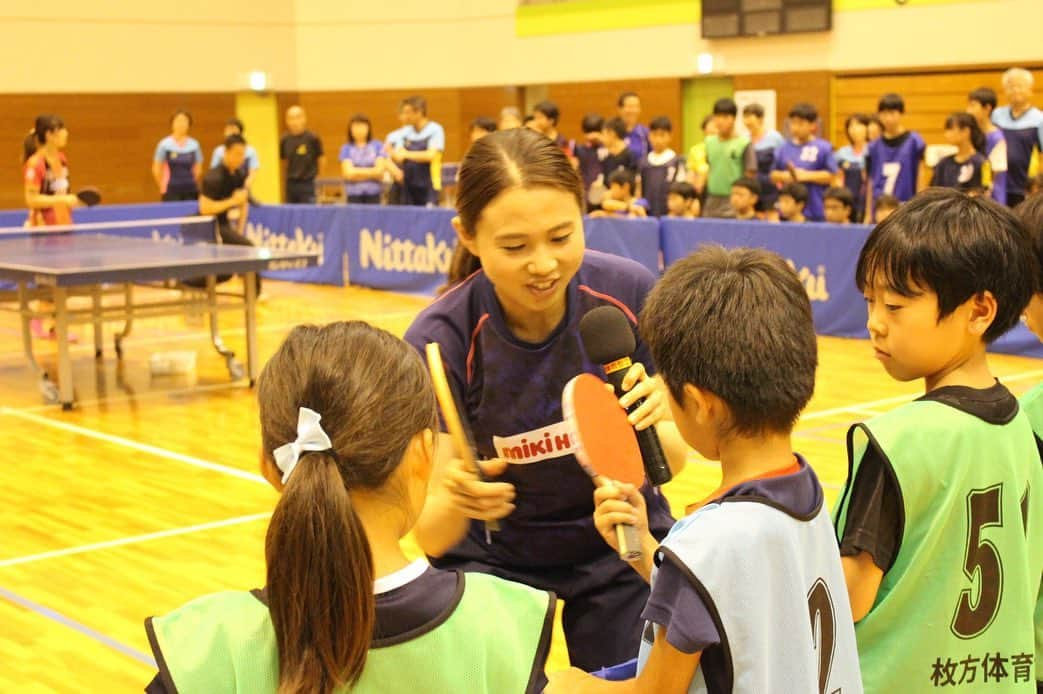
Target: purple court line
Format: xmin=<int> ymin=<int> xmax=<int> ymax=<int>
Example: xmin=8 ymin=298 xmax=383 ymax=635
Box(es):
xmin=0 ymin=585 xmax=157 ymax=668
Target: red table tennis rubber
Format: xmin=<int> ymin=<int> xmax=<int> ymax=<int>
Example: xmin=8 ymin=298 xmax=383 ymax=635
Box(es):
xmin=563 ymin=373 xmax=645 ymax=561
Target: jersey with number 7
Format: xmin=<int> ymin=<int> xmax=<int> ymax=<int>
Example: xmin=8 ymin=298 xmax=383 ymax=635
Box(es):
xmin=835 ymin=400 xmax=1043 ymax=693
xmin=866 ymin=131 xmax=926 ymax=204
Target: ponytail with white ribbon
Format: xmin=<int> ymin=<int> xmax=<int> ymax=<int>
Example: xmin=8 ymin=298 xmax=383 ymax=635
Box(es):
xmin=272 ymin=407 xmax=334 ymax=483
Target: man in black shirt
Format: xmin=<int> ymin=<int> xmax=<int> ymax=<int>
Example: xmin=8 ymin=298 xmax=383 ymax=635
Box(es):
xmin=279 ymin=106 xmax=325 ymax=204
xmin=198 ymin=134 xmax=260 ymax=293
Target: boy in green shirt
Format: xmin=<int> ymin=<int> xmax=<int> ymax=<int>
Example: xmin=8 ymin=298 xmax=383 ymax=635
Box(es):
xmin=702 ymin=98 xmax=757 ymax=219
xmin=836 ymin=189 xmax=1043 ymax=692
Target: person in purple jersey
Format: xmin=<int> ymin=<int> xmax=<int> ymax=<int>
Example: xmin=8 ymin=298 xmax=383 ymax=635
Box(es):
xmin=403 ymin=128 xmax=688 ymax=672
xmin=967 ymin=87 xmax=1008 ymax=204
xmin=618 ymin=91 xmax=651 ymax=161
xmin=993 ymin=68 xmax=1043 ymax=208
xmin=339 ymin=114 xmax=386 ymax=205
xmin=770 ymin=103 xmax=837 ymax=222
xmin=865 ymin=93 xmax=926 ymax=221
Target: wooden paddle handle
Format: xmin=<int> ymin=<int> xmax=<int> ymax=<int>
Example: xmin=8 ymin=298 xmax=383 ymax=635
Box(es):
xmin=616 ymin=523 xmax=643 ymax=562
xmin=596 ymin=476 xmax=643 ymax=562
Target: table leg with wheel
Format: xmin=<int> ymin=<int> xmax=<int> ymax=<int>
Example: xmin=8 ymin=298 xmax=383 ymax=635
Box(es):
xmin=114 ymin=283 xmax=133 ymax=358
xmin=243 ymin=272 xmax=258 ymax=386
xmin=91 ymin=285 xmax=104 ymax=358
xmin=53 ymin=286 xmax=74 ymax=410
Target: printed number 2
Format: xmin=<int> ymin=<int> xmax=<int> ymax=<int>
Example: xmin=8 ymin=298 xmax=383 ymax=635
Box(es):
xmin=951 ymin=484 xmax=1004 ymax=639
xmin=808 ymin=578 xmax=837 ymax=694
xmin=881 ymin=162 xmax=902 ymax=195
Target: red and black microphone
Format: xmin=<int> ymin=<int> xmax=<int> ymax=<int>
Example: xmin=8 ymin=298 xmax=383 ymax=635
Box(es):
xmin=579 ymin=305 xmax=673 ymax=486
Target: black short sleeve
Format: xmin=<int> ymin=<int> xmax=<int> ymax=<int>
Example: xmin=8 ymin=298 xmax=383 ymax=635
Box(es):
xmin=313 ymin=133 xmax=324 ymax=157
xmin=279 ymin=135 xmax=289 ymax=160
xmin=839 ymin=443 xmax=904 ymax=572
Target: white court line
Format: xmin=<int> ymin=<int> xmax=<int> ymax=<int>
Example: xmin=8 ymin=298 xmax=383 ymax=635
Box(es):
xmin=0 ymin=512 xmax=270 ymax=568
xmin=800 ymin=368 xmax=1043 ymax=421
xmin=0 ymin=408 xmax=267 ymax=485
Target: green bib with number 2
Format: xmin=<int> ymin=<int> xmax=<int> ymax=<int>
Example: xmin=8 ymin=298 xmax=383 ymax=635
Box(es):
xmin=835 ymin=399 xmax=1042 ymax=692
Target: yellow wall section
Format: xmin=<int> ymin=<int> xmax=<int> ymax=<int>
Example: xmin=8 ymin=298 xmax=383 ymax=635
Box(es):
xmin=1 ymin=0 xmax=1035 ymax=93
xmin=516 ymin=0 xmax=994 ymax=37
xmin=235 ymin=93 xmax=282 ymax=203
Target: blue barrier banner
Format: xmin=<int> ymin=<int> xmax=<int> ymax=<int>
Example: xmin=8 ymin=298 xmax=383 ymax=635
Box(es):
xmin=661 ymin=219 xmax=867 ymax=338
xmin=0 ymin=201 xmax=199 ymax=229
xmin=246 ymin=205 xmax=343 ymax=285
xmin=347 ymin=205 xmax=457 ymax=295
xmin=584 ymin=216 xmax=660 ymax=275
xmin=660 ymin=218 xmax=1043 ymax=359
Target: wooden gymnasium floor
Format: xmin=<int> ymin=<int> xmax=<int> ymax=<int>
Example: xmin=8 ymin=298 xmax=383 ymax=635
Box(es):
xmin=2 ymin=278 xmax=1042 ymax=691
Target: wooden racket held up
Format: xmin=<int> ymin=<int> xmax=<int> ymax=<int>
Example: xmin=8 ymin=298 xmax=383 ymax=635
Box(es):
xmin=425 ymin=342 xmax=500 ymax=538
xmin=562 ymin=373 xmax=646 ymax=561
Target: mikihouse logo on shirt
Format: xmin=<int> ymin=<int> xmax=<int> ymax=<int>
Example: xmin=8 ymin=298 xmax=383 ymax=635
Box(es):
xmin=493 ymin=421 xmax=579 ymax=464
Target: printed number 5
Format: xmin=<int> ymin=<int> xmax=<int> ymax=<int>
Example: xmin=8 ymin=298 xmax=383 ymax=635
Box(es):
xmin=808 ymin=578 xmax=836 ymax=694
xmin=881 ymin=162 xmax=902 ymax=196
xmin=951 ymin=484 xmax=1004 ymax=639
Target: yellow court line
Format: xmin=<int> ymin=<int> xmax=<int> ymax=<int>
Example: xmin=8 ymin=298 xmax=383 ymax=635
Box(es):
xmin=0 ymin=513 xmax=271 ymax=568
xmin=0 ymin=407 xmax=267 ymax=485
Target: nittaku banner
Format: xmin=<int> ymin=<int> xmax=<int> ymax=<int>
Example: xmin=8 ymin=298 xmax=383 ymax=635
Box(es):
xmin=5 ymin=202 xmax=1042 ymax=359
xmin=660 ymin=218 xmax=1043 ymax=359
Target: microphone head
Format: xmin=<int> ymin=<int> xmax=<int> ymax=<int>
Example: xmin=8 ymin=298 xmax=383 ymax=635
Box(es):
xmin=579 ymin=305 xmax=637 ymax=364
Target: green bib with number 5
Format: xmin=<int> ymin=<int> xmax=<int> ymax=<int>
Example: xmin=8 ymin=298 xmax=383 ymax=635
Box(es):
xmin=835 ymin=399 xmax=1043 ymax=693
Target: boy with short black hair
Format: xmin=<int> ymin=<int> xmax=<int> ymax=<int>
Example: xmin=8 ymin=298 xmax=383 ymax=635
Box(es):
xmin=548 ymin=246 xmax=862 ymax=694
xmin=468 ymin=117 xmax=496 ymax=143
xmin=638 ymin=116 xmax=686 ymax=217
xmin=824 ymin=186 xmax=855 ymax=224
xmin=532 ymin=100 xmax=573 ymax=156
xmin=591 ymin=169 xmax=648 ymax=218
xmin=968 ymin=87 xmax=1009 ymax=204
xmin=777 ymin=182 xmax=808 ymax=223
xmin=575 ymin=114 xmax=606 ymax=202
xmin=729 ymin=176 xmax=761 ymax=221
xmin=865 ymin=93 xmax=926 ymax=220
xmin=703 ymin=98 xmax=756 ymax=218
xmin=873 ymin=194 xmax=899 ymax=224
xmin=666 ymin=182 xmax=697 ymax=218
xmin=600 ymin=117 xmax=639 ymax=188
xmin=836 ymin=188 xmax=1042 ymax=694
xmin=1013 ymin=193 xmax=1043 ymax=694
xmin=771 ymin=103 xmax=837 ymax=221
xmin=743 ymin=102 xmax=785 ymax=214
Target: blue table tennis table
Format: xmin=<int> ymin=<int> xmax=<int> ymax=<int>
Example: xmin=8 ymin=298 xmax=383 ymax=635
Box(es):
xmin=0 ymin=221 xmax=319 ymax=409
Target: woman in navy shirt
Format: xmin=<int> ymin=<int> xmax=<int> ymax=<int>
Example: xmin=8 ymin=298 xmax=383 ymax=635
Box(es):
xmin=152 ymin=110 xmax=203 ymax=201
xmin=404 ymin=128 xmax=688 ymax=671
xmin=339 ymin=114 xmax=386 ymax=205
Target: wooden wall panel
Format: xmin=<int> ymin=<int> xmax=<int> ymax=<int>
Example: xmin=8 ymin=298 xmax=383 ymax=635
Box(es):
xmin=0 ymin=94 xmax=235 ymax=211
xmin=732 ymin=71 xmax=832 ymax=137
xmin=833 ymin=66 xmax=1043 ymax=147
xmin=545 ymin=78 xmax=683 ymax=144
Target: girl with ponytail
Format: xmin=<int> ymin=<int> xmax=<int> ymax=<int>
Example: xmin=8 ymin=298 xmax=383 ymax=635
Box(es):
xmin=403 ymin=127 xmax=689 ymax=671
xmin=145 ymin=321 xmax=555 ymax=693
xmin=931 ymin=112 xmax=989 ymax=195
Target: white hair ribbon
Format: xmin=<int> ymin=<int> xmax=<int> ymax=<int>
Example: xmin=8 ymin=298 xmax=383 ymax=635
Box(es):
xmin=272 ymin=407 xmax=334 ymax=483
